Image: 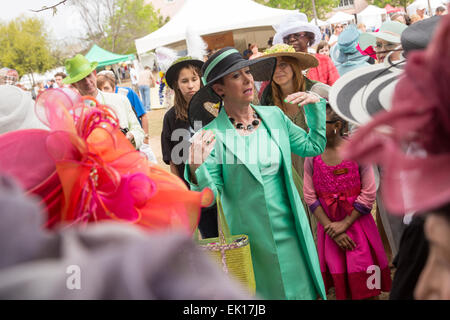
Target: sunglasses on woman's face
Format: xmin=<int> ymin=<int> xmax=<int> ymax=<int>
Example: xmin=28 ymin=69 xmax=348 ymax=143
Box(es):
xmin=326 ymin=120 xmax=339 ymax=124
xmin=283 ymin=32 xmax=309 ymax=44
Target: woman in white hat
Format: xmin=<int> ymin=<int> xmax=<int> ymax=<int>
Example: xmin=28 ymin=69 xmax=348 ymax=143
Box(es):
xmin=359 ymin=21 xmax=408 ymax=64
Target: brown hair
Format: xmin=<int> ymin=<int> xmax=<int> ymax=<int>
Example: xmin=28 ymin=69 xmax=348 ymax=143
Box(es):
xmin=172 ymin=64 xmax=202 ymax=121
xmin=316 ymin=41 xmax=329 ymax=54
xmin=97 ymin=73 xmax=116 ymax=91
xmin=326 ymin=103 xmax=348 ymax=136
xmin=54 ymin=72 xmax=66 ymax=79
xmin=270 ymin=56 xmax=305 ymax=113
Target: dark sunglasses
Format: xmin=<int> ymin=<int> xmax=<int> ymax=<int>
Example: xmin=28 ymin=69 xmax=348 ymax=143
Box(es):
xmin=326 ymin=120 xmax=339 ymax=124
xmin=283 ymin=32 xmax=309 ymax=43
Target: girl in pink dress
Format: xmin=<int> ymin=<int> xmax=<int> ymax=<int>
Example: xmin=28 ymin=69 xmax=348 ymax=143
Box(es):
xmin=303 ymin=105 xmax=391 ymax=299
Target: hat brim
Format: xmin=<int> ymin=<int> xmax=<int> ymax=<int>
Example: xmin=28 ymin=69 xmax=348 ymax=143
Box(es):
xmin=63 ymin=62 xmax=98 ymax=84
xmin=260 ymin=51 xmax=318 ymax=69
xmin=359 ymin=32 xmax=401 ymax=51
xmin=188 ymin=57 xmax=276 ymax=130
xmin=273 ymin=23 xmax=322 ymax=47
xmin=166 ymin=59 xmax=204 ymax=89
xmin=329 ymin=62 xmax=404 ymax=126
xmin=205 ymin=56 xmax=276 ymax=86
xmin=331 ymin=45 xmax=370 ymax=64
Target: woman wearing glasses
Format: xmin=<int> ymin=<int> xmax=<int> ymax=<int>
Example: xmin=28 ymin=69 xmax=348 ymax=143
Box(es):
xmin=328 ymin=24 xmax=344 ymax=48
xmin=358 ymin=21 xmax=407 ymax=64
xmin=272 ymin=12 xmax=339 ymax=86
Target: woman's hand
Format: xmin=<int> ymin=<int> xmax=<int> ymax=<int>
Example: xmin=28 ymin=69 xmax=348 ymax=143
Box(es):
xmin=284 ymin=91 xmax=320 ymax=107
xmin=188 ymin=130 xmax=216 ymax=178
xmin=126 ymin=131 xmax=135 ymax=142
xmin=325 ymin=220 xmax=350 ymax=238
xmin=333 ymin=233 xmax=357 ymax=251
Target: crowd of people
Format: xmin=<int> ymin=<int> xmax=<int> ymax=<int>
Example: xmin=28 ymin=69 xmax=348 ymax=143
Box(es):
xmin=0 ymin=3 xmax=448 ymax=301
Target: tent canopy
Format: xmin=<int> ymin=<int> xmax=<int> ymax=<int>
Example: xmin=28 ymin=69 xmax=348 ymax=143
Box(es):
xmin=310 ymin=18 xmax=328 ymax=27
xmin=135 ymin=0 xmax=299 ymax=54
xmin=406 ymin=0 xmax=448 ymax=15
xmin=358 ymin=5 xmax=386 ymax=16
xmin=85 ymin=45 xmax=135 ymax=68
xmin=326 ymin=11 xmax=355 ymax=25
xmin=357 ymin=5 xmax=387 ymax=29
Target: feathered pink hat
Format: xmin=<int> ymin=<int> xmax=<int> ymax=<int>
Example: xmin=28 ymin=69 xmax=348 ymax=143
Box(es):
xmin=341 ymin=14 xmax=450 ymax=215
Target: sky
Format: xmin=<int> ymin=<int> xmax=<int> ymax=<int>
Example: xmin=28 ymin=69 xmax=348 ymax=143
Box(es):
xmin=1 ymin=0 xmax=85 ymax=42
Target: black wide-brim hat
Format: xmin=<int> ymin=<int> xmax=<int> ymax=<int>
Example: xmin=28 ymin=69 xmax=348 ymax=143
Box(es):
xmin=165 ymin=57 xmax=204 ymax=89
xmin=188 ymin=47 xmax=276 ymax=130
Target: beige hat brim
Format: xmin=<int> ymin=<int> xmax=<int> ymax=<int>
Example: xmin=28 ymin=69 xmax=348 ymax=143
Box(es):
xmin=260 ymin=52 xmax=318 ymax=70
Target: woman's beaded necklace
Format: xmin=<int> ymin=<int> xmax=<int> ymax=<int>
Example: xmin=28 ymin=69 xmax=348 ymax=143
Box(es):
xmin=229 ymin=111 xmax=260 ymax=131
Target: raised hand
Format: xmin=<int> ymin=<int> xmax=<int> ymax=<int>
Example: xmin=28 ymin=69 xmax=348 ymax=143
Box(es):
xmin=284 ymin=91 xmax=320 ymax=107
xmin=188 ymin=129 xmax=216 ymax=176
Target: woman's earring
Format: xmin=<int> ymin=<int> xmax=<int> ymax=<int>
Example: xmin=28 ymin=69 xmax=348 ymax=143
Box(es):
xmin=334 ymin=128 xmax=337 ymax=135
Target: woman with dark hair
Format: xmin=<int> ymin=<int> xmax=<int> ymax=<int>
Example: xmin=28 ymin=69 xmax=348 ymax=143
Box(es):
xmin=186 ymin=46 xmax=327 ymax=299
xmin=161 ymin=57 xmax=218 ymax=239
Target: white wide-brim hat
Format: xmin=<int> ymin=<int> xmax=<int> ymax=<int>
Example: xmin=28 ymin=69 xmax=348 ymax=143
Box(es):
xmin=273 ymin=12 xmax=322 ymax=47
xmin=0 ymin=85 xmax=48 ymax=134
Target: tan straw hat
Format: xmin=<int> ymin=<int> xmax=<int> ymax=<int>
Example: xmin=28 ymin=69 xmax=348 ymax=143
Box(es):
xmin=261 ymin=44 xmax=318 ymax=70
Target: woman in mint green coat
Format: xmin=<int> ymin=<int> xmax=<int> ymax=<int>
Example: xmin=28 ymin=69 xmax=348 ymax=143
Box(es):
xmin=185 ymin=47 xmax=327 ymax=300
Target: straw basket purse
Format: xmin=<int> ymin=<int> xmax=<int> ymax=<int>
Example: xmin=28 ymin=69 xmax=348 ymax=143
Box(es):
xmin=196 ymin=195 xmax=256 ymax=295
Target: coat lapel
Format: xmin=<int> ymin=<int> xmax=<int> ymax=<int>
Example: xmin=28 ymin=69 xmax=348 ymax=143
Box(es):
xmin=213 ymin=107 xmax=263 ymax=185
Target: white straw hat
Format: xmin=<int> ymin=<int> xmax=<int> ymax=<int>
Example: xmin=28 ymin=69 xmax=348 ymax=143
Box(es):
xmin=272 ymin=12 xmax=322 ymax=47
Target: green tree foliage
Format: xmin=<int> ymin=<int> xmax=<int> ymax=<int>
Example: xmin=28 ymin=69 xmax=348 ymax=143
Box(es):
xmin=0 ymin=16 xmax=55 ymax=81
xmin=255 ymin=0 xmax=341 ymax=20
xmin=370 ymin=0 xmax=414 ymax=11
xmin=72 ymin=0 xmax=168 ymax=55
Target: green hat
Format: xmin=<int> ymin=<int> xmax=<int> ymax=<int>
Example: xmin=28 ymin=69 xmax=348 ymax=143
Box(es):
xmin=63 ymin=54 xmax=98 ymax=84
xmin=358 ymin=21 xmax=408 ymax=51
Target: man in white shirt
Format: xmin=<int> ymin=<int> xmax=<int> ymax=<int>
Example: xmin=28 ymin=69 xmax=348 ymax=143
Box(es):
xmin=63 ymin=54 xmax=145 ymax=148
xmin=129 ymin=65 xmax=139 ymax=96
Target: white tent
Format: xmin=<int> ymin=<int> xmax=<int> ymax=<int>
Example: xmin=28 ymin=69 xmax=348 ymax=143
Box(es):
xmin=135 ymin=0 xmax=298 ymax=54
xmin=326 ymin=11 xmax=356 ymax=25
xmin=406 ymin=0 xmax=448 ymax=15
xmin=357 ymin=5 xmax=387 ymax=29
xmin=310 ymin=18 xmax=328 ymax=27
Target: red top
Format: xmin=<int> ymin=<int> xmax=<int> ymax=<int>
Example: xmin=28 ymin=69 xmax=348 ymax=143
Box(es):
xmin=307 ymin=54 xmax=340 ymax=86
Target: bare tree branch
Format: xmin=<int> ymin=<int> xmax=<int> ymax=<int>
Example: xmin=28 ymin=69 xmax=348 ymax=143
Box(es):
xmin=30 ymin=0 xmax=69 ymax=13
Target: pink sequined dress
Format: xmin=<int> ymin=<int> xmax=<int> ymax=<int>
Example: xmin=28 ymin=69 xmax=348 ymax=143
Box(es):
xmin=303 ymin=156 xmax=391 ymax=299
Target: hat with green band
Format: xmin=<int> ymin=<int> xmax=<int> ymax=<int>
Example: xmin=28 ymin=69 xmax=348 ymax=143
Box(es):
xmin=165 ymin=56 xmax=204 ymax=90
xmin=188 ymin=46 xmax=276 ymax=130
xmin=63 ymin=54 xmax=98 ymax=85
